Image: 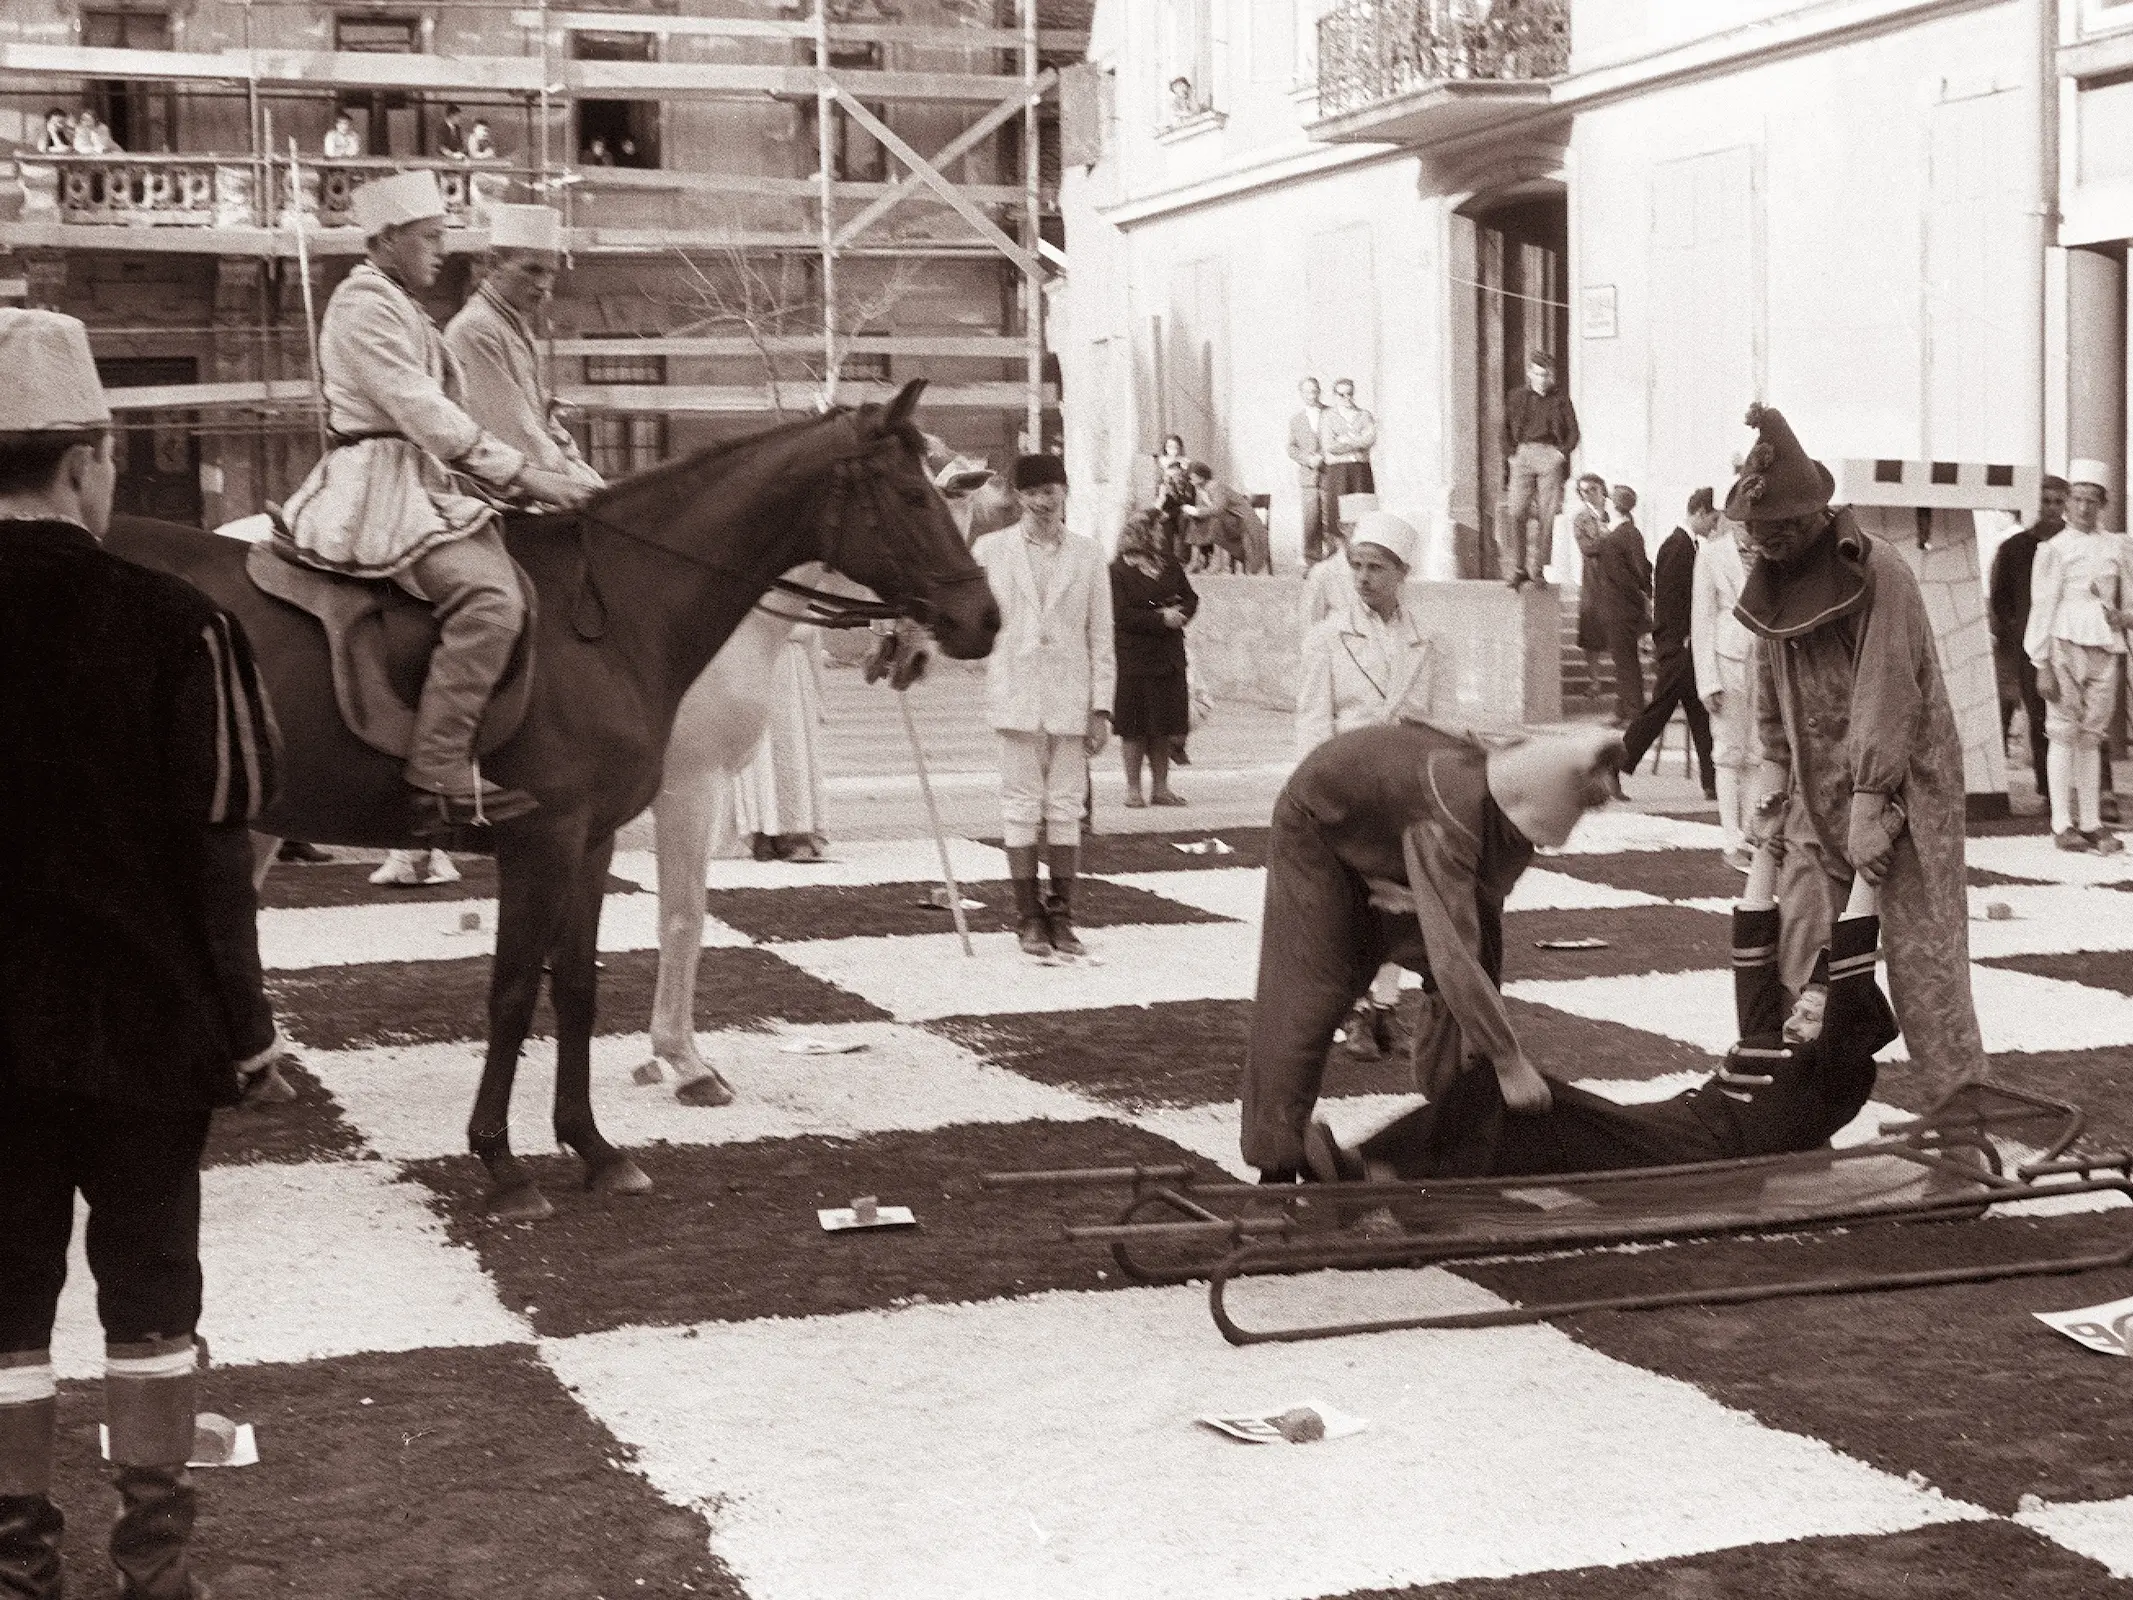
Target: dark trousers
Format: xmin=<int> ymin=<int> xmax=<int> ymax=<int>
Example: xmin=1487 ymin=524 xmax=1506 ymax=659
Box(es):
xmin=2000 ymin=645 xmax=2050 ymax=793
xmin=1619 ymin=645 xmax=1714 ymax=790
xmin=1320 ymin=461 xmax=1375 ymax=542
xmin=0 ymin=1092 xmax=211 ymax=1354
xmin=1606 ymin=624 xmax=1647 ymax=724
xmin=1299 ymin=481 xmax=1325 ymax=566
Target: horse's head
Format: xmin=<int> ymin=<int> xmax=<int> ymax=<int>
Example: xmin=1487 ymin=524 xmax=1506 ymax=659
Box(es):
xmin=818 ymin=381 xmax=999 ymax=659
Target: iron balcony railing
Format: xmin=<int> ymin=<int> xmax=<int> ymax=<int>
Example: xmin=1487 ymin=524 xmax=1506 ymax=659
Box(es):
xmin=1317 ymin=0 xmax=1569 ymax=119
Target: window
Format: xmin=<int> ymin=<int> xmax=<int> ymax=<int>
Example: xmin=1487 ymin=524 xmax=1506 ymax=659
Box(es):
xmin=334 ymin=15 xmax=419 ymax=52
xmin=81 ymin=10 xmax=175 ymax=153
xmin=799 ymin=43 xmax=888 ymax=183
xmin=841 ymin=330 xmax=890 ymax=386
xmin=587 ymin=416 xmax=667 ymax=478
xmin=334 ymin=16 xmax=423 ymax=156
xmin=574 ymin=31 xmax=662 ymax=168
xmin=583 ymin=352 xmax=666 ymax=385
xmin=1157 ymin=0 xmax=1213 ymax=123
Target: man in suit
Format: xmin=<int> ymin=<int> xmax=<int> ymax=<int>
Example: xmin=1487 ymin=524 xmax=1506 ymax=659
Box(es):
xmin=0 ymin=310 xmax=284 ymax=1600
xmin=971 ymin=454 xmax=1116 ymax=960
xmin=1619 ymin=486 xmax=1718 ymax=797
xmin=1286 ymin=377 xmax=1329 ymax=565
xmin=1990 ymin=474 xmax=2068 ymax=803
xmin=1592 ymin=484 xmax=1653 ymax=725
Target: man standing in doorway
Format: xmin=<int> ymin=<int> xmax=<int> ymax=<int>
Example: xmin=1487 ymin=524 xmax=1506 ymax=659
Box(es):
xmin=1990 ymin=474 xmax=2067 ymax=805
xmin=1286 ymin=377 xmax=1329 ymax=565
xmin=1498 ymin=349 xmax=1580 ymax=588
xmin=1323 ymin=378 xmax=1378 ymax=530
xmin=1619 ymin=487 xmax=1718 ymax=797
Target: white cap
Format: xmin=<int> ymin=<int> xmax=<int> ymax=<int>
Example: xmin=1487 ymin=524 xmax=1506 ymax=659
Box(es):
xmin=487 ymin=203 xmax=562 ymax=253
xmin=1350 ymin=510 xmax=1418 ymax=568
xmin=1336 ymin=492 xmax=1379 ymax=524
xmin=2067 ymin=458 xmax=2111 ymax=492
xmin=350 ymin=169 xmax=446 ymax=237
xmin=932 ymin=454 xmax=991 ymax=493
xmin=0 ymin=309 xmax=110 ymax=431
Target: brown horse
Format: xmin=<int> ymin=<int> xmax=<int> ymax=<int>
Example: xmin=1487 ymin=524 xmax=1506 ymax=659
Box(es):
xmin=107 ymin=382 xmax=998 ymax=1220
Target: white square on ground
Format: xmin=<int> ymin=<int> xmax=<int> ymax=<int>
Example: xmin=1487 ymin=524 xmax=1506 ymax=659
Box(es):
xmin=1507 ymin=868 xmax=1671 ymax=912
xmin=545 ymin=1279 xmax=1981 ymax=1600
xmin=256 ymin=893 xmax=752 ymax=971
xmin=611 ymin=836 xmax=1009 ymax=893
xmin=1099 ymin=867 xmax=1264 ymax=923
xmin=307 ymin=1024 xmax=1111 ymax=1164
xmin=774 ymin=920 xmax=1263 ymax=1021
xmin=50 ymin=1162 xmax=528 ymax=1378
xmin=1553 ymin=811 xmax=1730 ymax=854
xmin=1966 ymin=835 xmax=2133 ymax=889
xmin=1960 ymin=884 xmax=2133 ymax=959
xmin=2016 ymin=1495 xmax=2133 ymax=1579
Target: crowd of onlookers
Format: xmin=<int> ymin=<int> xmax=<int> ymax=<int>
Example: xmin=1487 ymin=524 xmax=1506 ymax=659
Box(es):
xmin=33 ymin=107 xmax=121 ymax=155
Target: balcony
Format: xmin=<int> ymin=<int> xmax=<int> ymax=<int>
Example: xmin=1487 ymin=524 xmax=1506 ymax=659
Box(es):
xmin=1311 ymin=0 xmax=1566 ymax=147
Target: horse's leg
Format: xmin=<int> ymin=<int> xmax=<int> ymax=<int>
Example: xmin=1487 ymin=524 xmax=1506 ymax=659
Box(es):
xmin=649 ymin=772 xmax=736 ymax=1107
xmin=550 ymin=830 xmax=652 ymax=1194
xmin=468 ymin=824 xmax=581 ymax=1221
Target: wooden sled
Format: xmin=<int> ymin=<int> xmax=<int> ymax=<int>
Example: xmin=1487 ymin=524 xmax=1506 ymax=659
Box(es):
xmin=982 ymin=1080 xmax=2133 ymax=1346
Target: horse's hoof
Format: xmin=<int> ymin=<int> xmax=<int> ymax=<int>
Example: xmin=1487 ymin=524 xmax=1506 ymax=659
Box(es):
xmin=587 ymin=1154 xmax=654 ymax=1196
xmin=675 ymin=1071 xmax=735 ymax=1108
xmin=488 ymin=1182 xmax=554 ymax=1222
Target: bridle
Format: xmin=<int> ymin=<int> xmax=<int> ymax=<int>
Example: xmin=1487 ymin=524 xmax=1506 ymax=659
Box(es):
xmin=558 ymin=418 xmax=984 ymax=640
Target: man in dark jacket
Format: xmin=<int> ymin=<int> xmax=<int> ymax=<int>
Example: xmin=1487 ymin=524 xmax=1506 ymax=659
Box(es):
xmin=1990 ymin=475 xmax=2068 ymax=800
xmin=1618 ymin=487 xmax=1718 ymax=796
xmin=0 ymin=310 xmax=281 ymax=1600
xmin=1592 ymin=485 xmax=1653 ymax=725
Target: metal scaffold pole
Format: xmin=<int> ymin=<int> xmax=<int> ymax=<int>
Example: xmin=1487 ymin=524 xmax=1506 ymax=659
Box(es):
xmin=815 ymin=0 xmax=839 ymax=408
xmin=1020 ymin=0 xmax=1042 ymax=450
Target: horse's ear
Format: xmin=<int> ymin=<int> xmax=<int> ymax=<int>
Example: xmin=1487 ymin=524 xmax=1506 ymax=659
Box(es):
xmin=883 ymin=378 xmax=927 ymax=433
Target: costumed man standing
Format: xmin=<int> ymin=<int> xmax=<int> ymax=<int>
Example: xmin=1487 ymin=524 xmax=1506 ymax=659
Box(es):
xmin=1733 ymin=403 xmax=1989 ymax=1091
xmin=279 ymin=171 xmax=594 ymax=836
xmin=1240 ymin=722 xmax=1624 ymax=1181
xmin=0 ymin=310 xmax=283 ymax=1600
xmin=972 ymin=455 xmax=1116 ymax=959
xmin=2025 ymin=460 xmax=2131 ymax=855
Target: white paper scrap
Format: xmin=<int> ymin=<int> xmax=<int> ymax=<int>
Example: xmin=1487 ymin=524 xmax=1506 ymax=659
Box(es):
xmin=100 ymin=1421 xmax=259 ymax=1469
xmin=778 ymin=1036 xmax=869 ymax=1056
xmin=818 ymin=1204 xmax=919 ymax=1232
xmin=2034 ymin=1293 xmax=2133 ymax=1356
xmin=1198 ymin=1401 xmax=1366 ymax=1445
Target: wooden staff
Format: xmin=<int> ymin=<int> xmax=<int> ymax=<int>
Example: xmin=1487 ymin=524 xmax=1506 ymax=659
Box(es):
xmin=899 ymin=686 xmax=973 ymax=956
xmin=286 ymin=138 xmax=327 ymax=457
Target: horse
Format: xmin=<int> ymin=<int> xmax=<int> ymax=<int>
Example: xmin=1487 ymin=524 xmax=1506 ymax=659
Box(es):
xmin=636 ymin=460 xmax=1024 ymax=1103
xmin=106 ymin=381 xmax=999 ymax=1220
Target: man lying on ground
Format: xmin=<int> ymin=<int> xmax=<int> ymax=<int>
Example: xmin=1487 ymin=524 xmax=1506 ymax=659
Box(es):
xmin=1302 ymin=844 xmax=1895 ymax=1184
xmin=1240 ymin=720 xmax=1626 ymax=1181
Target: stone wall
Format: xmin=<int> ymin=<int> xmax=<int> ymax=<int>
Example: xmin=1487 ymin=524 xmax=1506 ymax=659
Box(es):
xmin=1854 ymin=506 xmax=2007 ymax=807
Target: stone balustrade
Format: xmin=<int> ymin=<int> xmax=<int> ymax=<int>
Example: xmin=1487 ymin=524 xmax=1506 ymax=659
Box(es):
xmin=12 ymin=154 xmax=521 ymax=231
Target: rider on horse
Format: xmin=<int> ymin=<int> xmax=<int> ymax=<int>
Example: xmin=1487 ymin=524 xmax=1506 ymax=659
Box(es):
xmin=279 ymin=170 xmax=593 ymax=836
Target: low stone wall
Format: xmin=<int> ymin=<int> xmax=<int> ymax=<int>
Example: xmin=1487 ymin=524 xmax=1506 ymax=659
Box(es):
xmin=1185 ymin=574 xmax=1564 ymax=727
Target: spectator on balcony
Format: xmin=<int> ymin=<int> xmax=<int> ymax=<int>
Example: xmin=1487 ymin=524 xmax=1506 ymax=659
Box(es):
xmin=323 ymin=111 xmax=363 ymax=160
xmin=1166 ymin=76 xmax=1199 ymax=123
xmin=71 ymin=112 xmax=115 ymax=156
xmin=466 ymin=117 xmax=498 ymax=161
xmin=584 ymin=136 xmax=615 ymax=167
xmin=1323 ymin=379 xmax=1377 ymax=517
xmin=34 ymin=109 xmax=74 ymax=156
xmin=436 ymin=105 xmax=469 ymax=160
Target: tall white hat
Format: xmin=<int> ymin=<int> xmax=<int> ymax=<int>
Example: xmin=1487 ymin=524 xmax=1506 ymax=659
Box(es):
xmin=487 ymin=203 xmax=562 ymax=253
xmin=1336 ymin=492 xmax=1379 ymax=525
xmin=1350 ymin=510 xmax=1419 ymax=568
xmin=2067 ymin=458 xmax=2112 ymax=492
xmin=350 ymin=169 xmax=446 ymax=237
xmin=0 ymin=309 xmax=111 ymax=431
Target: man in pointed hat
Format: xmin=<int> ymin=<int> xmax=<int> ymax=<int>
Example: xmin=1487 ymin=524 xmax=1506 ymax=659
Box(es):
xmin=1239 ymin=720 xmax=1625 ymax=1182
xmin=1729 ymin=403 xmax=1987 ymax=1091
xmin=280 ymin=171 xmax=595 ymax=836
xmin=0 ymin=309 xmax=283 ymax=1599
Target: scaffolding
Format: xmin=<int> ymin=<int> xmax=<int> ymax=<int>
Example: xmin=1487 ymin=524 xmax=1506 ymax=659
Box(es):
xmin=0 ymin=1 xmax=1070 ymax=438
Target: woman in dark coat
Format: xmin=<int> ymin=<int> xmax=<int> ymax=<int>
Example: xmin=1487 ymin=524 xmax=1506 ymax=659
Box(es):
xmin=1110 ymin=508 xmax=1198 ymax=807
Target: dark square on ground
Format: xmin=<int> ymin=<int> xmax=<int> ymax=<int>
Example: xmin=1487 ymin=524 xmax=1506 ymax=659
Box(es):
xmin=258 ymin=857 xmax=641 ymax=910
xmin=705 ymin=876 xmax=1230 ymax=942
xmin=204 ymin=1061 xmax=367 ymax=1166
xmin=1502 ymin=904 xmax=1730 ymax=982
xmin=47 ymin=1344 xmax=741 ymax=1600
xmin=407 ymin=1118 xmax=1227 ymax=1337
xmin=975 ymin=825 xmax=1270 ymax=873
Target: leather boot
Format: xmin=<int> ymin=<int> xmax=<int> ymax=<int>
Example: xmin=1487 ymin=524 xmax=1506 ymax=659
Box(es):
xmin=0 ymin=1388 xmax=62 ymax=1600
xmin=1007 ymin=845 xmax=1051 ymax=956
xmin=110 ymin=1465 xmax=202 ymax=1600
xmin=1043 ymin=845 xmax=1084 ymax=957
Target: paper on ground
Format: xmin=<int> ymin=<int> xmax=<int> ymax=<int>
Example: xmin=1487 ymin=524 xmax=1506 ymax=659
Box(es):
xmin=1199 ymin=1400 xmax=1367 ymax=1445
xmin=779 ymin=1036 xmax=869 ymax=1056
xmin=100 ymin=1422 xmax=259 ymax=1468
xmin=2034 ymin=1293 xmax=2133 ymax=1355
xmin=819 ymin=1205 xmax=919 ymax=1232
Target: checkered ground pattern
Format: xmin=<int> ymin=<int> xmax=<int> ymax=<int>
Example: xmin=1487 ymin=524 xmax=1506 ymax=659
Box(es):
xmin=47 ymin=814 xmax=2133 ymax=1597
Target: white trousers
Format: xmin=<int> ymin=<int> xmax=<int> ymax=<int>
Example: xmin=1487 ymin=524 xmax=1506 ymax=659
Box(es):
xmin=998 ymin=730 xmax=1088 ymax=847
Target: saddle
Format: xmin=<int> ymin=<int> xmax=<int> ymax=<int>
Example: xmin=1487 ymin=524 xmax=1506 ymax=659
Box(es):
xmin=244 ymin=538 xmax=536 ymax=761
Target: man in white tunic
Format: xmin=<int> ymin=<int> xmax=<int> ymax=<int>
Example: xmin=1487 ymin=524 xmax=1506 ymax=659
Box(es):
xmin=1693 ymin=510 xmax=1758 ymax=869
xmin=280 ymin=171 xmax=592 ymax=834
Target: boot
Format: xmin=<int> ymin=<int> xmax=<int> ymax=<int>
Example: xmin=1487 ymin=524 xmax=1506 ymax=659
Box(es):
xmin=110 ymin=1466 xmax=201 ymax=1600
xmin=1043 ymin=846 xmax=1085 ymax=957
xmin=1007 ymin=847 xmax=1051 ymax=957
xmin=0 ymin=1389 xmax=62 ymax=1600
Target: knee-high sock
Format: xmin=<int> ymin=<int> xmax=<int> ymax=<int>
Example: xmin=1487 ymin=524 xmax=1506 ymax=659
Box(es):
xmin=1044 ymin=844 xmax=1077 ymax=900
xmin=1715 ymin=768 xmax=1743 ymax=853
xmin=2049 ymin=741 xmax=2076 ymax=834
xmin=0 ymin=1356 xmax=56 ymax=1497
xmin=2077 ymin=742 xmax=2104 ymax=833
